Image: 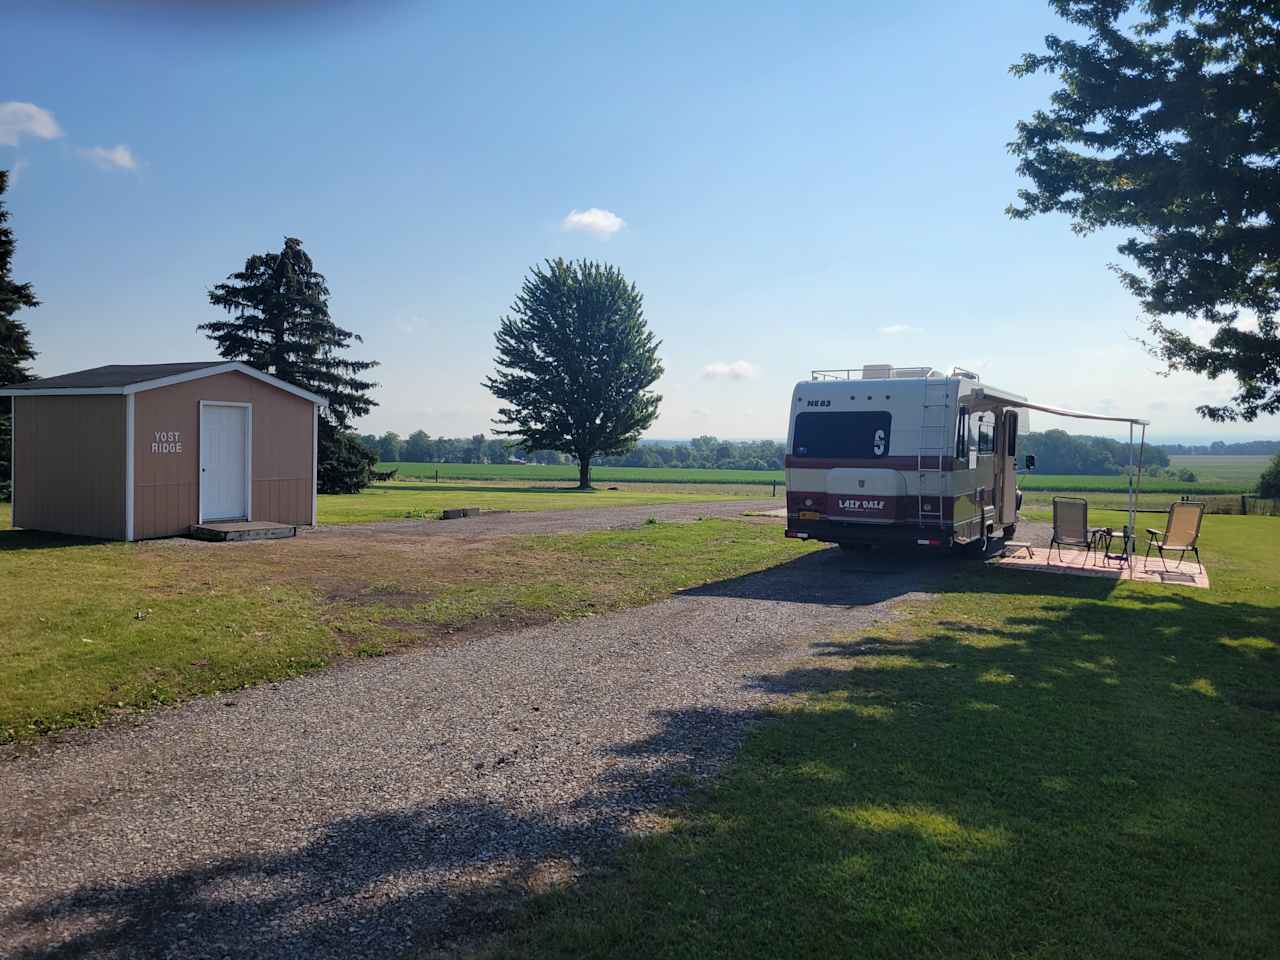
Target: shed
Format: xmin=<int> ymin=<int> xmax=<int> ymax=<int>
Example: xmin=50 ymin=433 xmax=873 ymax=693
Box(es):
xmin=1 ymin=362 xmax=325 ymax=541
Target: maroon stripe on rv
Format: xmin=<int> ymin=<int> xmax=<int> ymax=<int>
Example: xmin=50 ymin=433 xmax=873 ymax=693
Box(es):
xmin=784 ymin=455 xmax=956 ymax=470
xmin=787 ymin=492 xmax=956 ymax=523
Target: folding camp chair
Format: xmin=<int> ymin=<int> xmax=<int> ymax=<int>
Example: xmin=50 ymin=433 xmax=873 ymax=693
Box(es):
xmin=1050 ymin=496 xmax=1102 ymax=564
xmin=1145 ymin=501 xmax=1205 ymax=571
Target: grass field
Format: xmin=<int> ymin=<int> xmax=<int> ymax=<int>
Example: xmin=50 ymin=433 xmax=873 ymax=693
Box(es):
xmin=1020 ymin=473 xmax=1254 ymax=494
xmin=0 ymin=518 xmax=816 ymax=743
xmin=1169 ymin=454 xmax=1272 ymax=485
xmin=451 ymin=510 xmax=1280 ymax=959
xmin=385 ymin=456 xmax=1270 ymax=494
xmin=382 ymin=461 xmax=784 ymax=485
xmin=317 ymin=482 xmax=758 ymax=525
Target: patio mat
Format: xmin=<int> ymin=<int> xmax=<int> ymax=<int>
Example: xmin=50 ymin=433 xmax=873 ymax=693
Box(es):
xmin=991 ymin=546 xmax=1209 ymax=589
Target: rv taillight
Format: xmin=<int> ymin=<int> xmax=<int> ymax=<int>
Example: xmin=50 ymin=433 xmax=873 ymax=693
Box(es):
xmin=786 ymin=530 xmax=809 ymax=539
xmin=803 ymin=496 xmax=815 ymax=508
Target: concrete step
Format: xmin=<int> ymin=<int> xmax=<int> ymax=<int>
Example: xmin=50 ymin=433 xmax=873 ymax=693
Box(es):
xmin=189 ymin=521 xmax=297 ymax=542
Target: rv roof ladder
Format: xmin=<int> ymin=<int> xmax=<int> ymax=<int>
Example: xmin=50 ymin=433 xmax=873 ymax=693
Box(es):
xmin=917 ymin=377 xmax=951 ymax=527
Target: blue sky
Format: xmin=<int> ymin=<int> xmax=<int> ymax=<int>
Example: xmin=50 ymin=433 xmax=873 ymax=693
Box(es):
xmin=3 ymin=0 xmax=1275 ymax=443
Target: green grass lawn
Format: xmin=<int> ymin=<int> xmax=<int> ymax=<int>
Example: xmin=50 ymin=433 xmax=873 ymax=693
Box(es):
xmin=1019 ymin=490 xmax=1224 ymax=512
xmin=451 ymin=513 xmax=1280 ymax=959
xmin=1 ymin=483 xmax=758 ymax=535
xmin=0 ymin=519 xmax=815 ymax=742
xmin=316 ymin=482 xmax=757 ymax=524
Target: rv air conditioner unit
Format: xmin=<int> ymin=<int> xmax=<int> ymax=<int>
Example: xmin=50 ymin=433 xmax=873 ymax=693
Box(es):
xmin=891 ymin=366 xmax=939 ymax=379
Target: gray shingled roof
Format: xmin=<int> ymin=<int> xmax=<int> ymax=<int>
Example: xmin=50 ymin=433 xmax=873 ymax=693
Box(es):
xmin=2 ymin=362 xmax=228 ymax=391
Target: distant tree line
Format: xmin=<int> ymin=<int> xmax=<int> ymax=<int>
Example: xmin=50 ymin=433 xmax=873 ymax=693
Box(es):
xmin=1156 ymin=440 xmax=1280 ymax=457
xmin=362 ymin=432 xmax=787 ymax=471
xmin=598 ymin=437 xmax=784 ymax=471
xmin=1022 ymin=430 xmax=1170 ymax=475
xmin=365 ymin=429 xmax=1221 ymax=478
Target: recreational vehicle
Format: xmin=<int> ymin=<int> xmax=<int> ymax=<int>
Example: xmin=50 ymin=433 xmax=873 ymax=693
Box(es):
xmin=784 ymin=365 xmax=1034 ymax=549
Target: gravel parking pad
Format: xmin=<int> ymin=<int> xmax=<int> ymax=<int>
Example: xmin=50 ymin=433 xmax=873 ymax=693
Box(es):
xmin=2 ymin=520 xmax=1051 ymax=958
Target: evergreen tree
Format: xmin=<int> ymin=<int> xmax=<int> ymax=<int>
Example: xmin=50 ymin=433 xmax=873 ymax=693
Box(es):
xmin=1009 ymin=1 xmax=1280 ymax=421
xmin=204 ymin=237 xmax=376 ymax=425
xmin=486 ymin=259 xmax=663 ymax=489
xmin=202 ymin=237 xmax=379 ymax=493
xmin=0 ymin=170 xmax=40 ymax=501
xmin=318 ymin=419 xmax=378 ymax=495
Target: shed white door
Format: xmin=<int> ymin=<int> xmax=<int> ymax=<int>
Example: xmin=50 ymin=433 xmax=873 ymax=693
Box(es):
xmin=200 ymin=404 xmax=250 ymax=521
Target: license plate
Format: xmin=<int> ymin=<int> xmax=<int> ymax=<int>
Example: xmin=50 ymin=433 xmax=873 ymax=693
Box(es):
xmin=797 ymin=511 xmax=820 ymax=520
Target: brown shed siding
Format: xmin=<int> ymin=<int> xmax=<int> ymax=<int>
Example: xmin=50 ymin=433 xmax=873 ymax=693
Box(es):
xmin=12 ymin=396 xmax=127 ymax=539
xmin=132 ymin=371 xmax=314 ymax=540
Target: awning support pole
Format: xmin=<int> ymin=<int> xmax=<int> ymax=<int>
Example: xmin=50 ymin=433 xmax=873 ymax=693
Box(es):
xmin=1132 ymin=423 xmax=1147 ymax=579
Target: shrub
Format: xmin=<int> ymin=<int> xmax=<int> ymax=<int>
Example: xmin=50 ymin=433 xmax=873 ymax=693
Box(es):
xmin=1258 ymin=453 xmax=1280 ymax=499
xmin=319 ymin=422 xmax=377 ymax=494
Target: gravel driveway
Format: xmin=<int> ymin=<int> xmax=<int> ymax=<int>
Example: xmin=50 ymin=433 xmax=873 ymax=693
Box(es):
xmin=2 ymin=517 xmax=1051 ymax=959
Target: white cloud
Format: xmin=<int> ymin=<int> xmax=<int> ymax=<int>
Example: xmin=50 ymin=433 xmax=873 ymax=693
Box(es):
xmin=561 ymin=207 xmax=625 ymax=237
xmin=79 ymin=144 xmax=138 ymax=171
xmin=702 ymin=360 xmax=759 ymax=380
xmin=879 ymin=323 xmax=920 ymax=335
xmin=9 ymin=159 xmax=30 ymax=186
xmin=0 ymin=102 xmax=63 ymax=146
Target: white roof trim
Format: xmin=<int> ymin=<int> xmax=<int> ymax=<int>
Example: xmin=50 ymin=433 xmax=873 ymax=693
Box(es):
xmin=0 ymin=362 xmax=328 ymax=407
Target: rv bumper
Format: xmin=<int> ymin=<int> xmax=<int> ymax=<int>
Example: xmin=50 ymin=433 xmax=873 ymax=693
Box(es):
xmin=786 ymin=517 xmax=953 ymax=547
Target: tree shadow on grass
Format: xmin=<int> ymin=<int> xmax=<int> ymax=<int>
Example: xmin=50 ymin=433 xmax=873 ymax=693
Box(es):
xmin=679 ymin=543 xmax=1123 ymax=604
xmin=463 ymin=558 xmax=1278 ymax=958
xmin=3 ymin=697 xmax=787 ymax=959
xmin=0 ymin=529 xmax=109 ymax=552
xmin=6 ymin=549 xmax=1276 ymax=959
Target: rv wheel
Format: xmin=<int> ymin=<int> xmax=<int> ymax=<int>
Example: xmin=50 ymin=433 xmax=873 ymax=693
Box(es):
xmin=1003 ymin=524 xmax=1017 ymax=540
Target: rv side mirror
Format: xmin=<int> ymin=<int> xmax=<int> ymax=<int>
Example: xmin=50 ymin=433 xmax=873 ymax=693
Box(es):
xmin=1024 ymin=454 xmax=1036 ymax=471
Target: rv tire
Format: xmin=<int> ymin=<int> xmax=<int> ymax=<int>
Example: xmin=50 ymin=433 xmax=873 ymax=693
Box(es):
xmin=1002 ymin=524 xmax=1017 ymax=540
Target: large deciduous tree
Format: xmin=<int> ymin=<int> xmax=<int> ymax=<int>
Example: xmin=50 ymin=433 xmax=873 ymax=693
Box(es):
xmin=202 ymin=237 xmax=379 ymax=493
xmin=403 ymin=429 xmax=432 ymax=462
xmin=0 ymin=170 xmax=40 ymax=501
xmin=486 ymin=258 xmax=663 ymax=488
xmin=1008 ymin=1 xmax=1280 ymax=421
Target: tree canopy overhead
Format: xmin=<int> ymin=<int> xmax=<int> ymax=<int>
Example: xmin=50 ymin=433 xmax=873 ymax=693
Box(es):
xmin=203 ymin=237 xmax=377 ymax=428
xmin=1008 ymin=0 xmax=1280 ymax=421
xmin=485 ymin=258 xmax=663 ymax=488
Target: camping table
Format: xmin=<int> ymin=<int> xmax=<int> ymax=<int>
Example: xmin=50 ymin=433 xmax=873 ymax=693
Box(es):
xmin=1096 ymin=527 xmax=1133 ymax=567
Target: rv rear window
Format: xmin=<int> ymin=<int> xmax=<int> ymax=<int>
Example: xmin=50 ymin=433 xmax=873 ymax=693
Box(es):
xmin=792 ymin=411 xmax=891 ymax=460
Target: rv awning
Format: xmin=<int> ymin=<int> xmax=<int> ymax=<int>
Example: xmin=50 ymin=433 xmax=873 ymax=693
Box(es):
xmin=970 ymin=389 xmax=1149 ymax=426
xmin=971 ymin=385 xmax=1152 ymax=577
